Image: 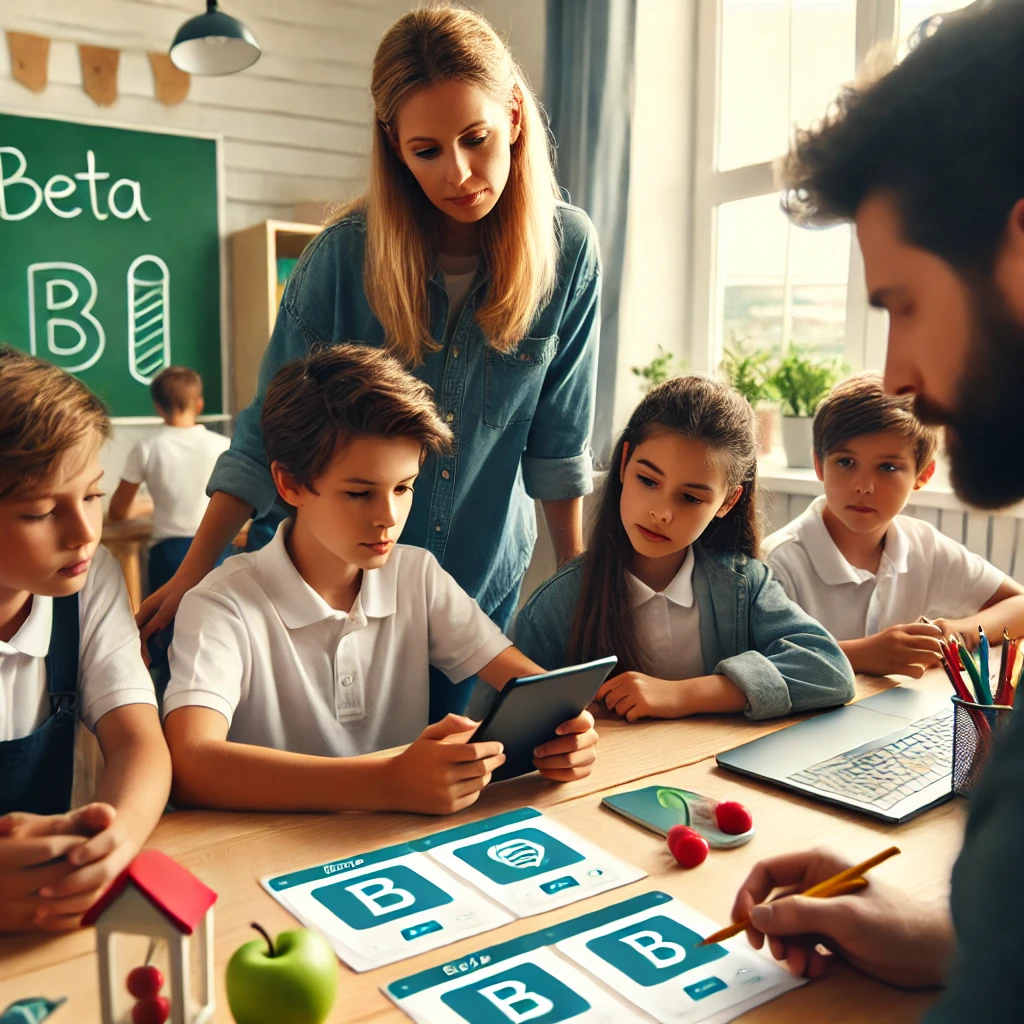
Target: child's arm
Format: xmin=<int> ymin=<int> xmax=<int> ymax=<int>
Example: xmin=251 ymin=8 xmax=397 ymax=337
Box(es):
xmin=31 ymin=705 xmax=172 ymax=923
xmin=596 ymin=671 xmax=747 ymax=722
xmin=163 ymin=707 xmax=506 ymax=816
xmin=106 ymin=479 xmax=141 ymax=521
xmin=475 ymin=647 xmax=599 ymax=782
xmin=839 ymin=624 xmax=945 ymax=677
xmin=934 ymin=578 xmax=1024 ymax=647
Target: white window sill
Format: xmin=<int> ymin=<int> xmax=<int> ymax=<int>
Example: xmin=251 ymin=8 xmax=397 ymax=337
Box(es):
xmin=758 ymin=448 xmax=1024 ymax=518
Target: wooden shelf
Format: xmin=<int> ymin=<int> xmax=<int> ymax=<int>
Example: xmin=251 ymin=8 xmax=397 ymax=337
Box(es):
xmin=229 ymin=219 xmax=321 ymax=414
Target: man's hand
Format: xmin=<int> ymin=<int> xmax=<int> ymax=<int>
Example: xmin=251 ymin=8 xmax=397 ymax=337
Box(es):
xmin=533 ymin=709 xmax=598 ymax=781
xmin=384 ymin=715 xmax=506 ymax=815
xmin=596 ymin=672 xmax=686 ymax=721
xmin=0 ymin=803 xmax=117 ymax=933
xmin=730 ymin=848 xmax=953 ymax=987
xmin=846 ymin=623 xmax=944 ymax=678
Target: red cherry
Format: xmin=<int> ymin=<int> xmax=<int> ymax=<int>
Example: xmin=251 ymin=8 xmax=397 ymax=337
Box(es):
xmin=132 ymin=996 xmax=170 ymax=1024
xmin=715 ymin=800 xmax=753 ymax=836
xmin=667 ymin=825 xmax=709 ymax=868
xmin=127 ymin=965 xmax=164 ymax=999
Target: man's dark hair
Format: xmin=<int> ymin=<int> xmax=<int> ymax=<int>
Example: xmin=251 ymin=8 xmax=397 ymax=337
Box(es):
xmin=261 ymin=343 xmax=453 ymax=491
xmin=781 ymin=0 xmax=1024 ymax=273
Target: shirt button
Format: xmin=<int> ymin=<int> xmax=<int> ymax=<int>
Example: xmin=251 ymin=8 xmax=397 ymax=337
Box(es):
xmin=340 ymin=675 xmax=353 ymax=687
xmin=445 ymin=412 xmax=454 ymax=423
xmin=442 ymin=469 xmax=450 ymax=479
xmin=435 ymin=524 xmax=442 ymax=533
xmin=452 ymin=347 xmax=461 ymax=358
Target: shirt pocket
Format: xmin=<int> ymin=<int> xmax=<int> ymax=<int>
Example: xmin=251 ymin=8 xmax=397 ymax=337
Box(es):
xmin=483 ymin=335 xmax=558 ymax=429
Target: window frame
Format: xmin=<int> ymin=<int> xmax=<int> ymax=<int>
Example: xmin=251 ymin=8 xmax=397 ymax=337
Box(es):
xmin=688 ymin=0 xmax=901 ymax=375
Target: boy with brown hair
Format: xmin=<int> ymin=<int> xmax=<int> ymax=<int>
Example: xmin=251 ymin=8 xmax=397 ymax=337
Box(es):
xmin=764 ymin=372 xmax=1024 ymax=677
xmin=162 ymin=345 xmax=597 ymax=815
xmin=0 ymin=346 xmax=170 ymax=932
xmin=108 ymin=365 xmax=230 ymax=595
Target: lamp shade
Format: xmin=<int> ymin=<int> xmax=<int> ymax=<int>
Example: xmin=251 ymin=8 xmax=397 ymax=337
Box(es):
xmin=169 ymin=2 xmax=260 ymax=76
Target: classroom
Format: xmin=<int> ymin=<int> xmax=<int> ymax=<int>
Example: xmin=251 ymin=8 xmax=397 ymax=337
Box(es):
xmin=2 ymin=1 xmax=1022 ymax=1022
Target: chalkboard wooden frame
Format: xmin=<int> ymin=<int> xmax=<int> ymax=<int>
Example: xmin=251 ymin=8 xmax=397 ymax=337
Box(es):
xmin=0 ymin=105 xmax=229 ymax=423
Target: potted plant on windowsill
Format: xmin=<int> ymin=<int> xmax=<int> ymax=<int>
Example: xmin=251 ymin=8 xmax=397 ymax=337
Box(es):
xmin=631 ymin=345 xmax=687 ymax=394
xmin=768 ymin=345 xmax=844 ymax=468
xmin=719 ymin=339 xmax=778 ymax=455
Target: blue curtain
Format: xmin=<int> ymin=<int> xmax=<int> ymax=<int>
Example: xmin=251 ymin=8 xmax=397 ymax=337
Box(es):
xmin=545 ymin=0 xmax=637 ymax=466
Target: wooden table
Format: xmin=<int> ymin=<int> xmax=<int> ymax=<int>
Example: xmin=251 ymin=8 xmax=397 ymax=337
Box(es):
xmin=100 ymin=517 xmax=153 ymax=613
xmin=0 ymin=672 xmax=965 ymax=1022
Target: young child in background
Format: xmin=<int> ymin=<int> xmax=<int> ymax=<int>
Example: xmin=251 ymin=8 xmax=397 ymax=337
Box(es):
xmin=514 ymin=376 xmax=855 ymax=722
xmin=108 ymin=366 xmax=230 ymax=595
xmin=0 ymin=347 xmax=170 ymax=933
xmin=763 ymin=373 xmax=1024 ymax=677
xmin=162 ymin=346 xmax=598 ymax=816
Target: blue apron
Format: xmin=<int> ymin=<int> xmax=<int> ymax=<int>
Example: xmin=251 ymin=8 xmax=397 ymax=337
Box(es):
xmin=0 ymin=594 xmax=80 ymax=815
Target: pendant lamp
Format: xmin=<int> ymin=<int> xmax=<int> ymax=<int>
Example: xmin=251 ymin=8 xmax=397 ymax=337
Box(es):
xmin=169 ymin=1 xmax=261 ymax=76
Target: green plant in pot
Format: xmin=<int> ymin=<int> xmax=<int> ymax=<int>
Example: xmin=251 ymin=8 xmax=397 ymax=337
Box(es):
xmin=720 ymin=338 xmax=778 ymax=455
xmin=768 ymin=345 xmax=844 ymax=468
xmin=631 ymin=345 xmax=687 ymax=393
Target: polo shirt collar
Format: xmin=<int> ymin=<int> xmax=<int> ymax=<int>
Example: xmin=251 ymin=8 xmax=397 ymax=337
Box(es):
xmin=0 ymin=594 xmax=52 ymax=658
xmin=628 ymin=545 xmax=695 ymax=609
xmin=256 ymin=520 xmax=398 ymax=629
xmin=803 ymin=495 xmax=910 ymax=585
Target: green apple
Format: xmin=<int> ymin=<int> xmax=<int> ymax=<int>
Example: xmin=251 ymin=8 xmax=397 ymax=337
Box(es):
xmin=226 ymin=922 xmax=338 ymax=1024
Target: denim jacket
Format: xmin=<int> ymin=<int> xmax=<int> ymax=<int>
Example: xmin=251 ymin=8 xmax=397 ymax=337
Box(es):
xmin=513 ymin=545 xmax=855 ymax=720
xmin=209 ymin=203 xmax=601 ymax=617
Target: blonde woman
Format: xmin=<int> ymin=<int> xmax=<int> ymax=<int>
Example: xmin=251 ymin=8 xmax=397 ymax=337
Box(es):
xmin=137 ymin=6 xmax=601 ymax=716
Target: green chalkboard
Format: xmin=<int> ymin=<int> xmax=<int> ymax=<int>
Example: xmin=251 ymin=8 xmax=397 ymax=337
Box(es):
xmin=0 ymin=111 xmax=222 ymax=417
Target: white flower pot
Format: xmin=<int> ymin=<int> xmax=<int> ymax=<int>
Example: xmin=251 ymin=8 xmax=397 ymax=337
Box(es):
xmin=780 ymin=415 xmax=815 ymax=469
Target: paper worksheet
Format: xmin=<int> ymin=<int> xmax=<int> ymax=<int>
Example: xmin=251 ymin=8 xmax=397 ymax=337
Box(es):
xmin=261 ymin=808 xmax=646 ymax=971
xmin=384 ymin=891 xmax=805 ymax=1024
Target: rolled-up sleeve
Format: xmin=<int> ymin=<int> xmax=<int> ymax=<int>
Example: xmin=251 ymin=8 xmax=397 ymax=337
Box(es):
xmin=717 ymin=567 xmax=855 ymax=720
xmin=522 ymin=233 xmax=601 ymax=501
xmin=207 ymin=301 xmax=315 ymax=517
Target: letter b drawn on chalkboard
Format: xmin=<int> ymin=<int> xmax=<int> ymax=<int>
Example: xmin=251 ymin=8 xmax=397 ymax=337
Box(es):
xmin=27 ymin=262 xmax=106 ymax=372
xmin=127 ymin=254 xmax=171 ymax=384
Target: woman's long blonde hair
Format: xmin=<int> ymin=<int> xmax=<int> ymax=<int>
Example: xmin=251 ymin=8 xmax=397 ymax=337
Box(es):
xmin=331 ymin=6 xmax=560 ymax=365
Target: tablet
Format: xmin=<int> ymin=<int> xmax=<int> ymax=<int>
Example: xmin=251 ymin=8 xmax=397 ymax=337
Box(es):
xmin=469 ymin=656 xmax=618 ymax=782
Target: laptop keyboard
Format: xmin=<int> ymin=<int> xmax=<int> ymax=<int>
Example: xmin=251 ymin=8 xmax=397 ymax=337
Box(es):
xmin=787 ymin=708 xmax=954 ymax=811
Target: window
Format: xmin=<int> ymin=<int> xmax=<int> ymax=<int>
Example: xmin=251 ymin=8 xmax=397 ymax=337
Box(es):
xmin=690 ymin=0 xmax=968 ymax=375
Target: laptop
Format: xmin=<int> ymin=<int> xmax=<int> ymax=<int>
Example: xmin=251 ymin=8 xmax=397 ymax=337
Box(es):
xmin=716 ymin=685 xmax=955 ymax=823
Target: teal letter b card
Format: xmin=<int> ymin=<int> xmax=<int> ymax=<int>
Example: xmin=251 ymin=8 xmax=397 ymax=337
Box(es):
xmin=441 ymin=964 xmax=590 ymax=1024
xmin=312 ymin=865 xmax=453 ymax=930
xmin=585 ymin=915 xmax=726 ymax=987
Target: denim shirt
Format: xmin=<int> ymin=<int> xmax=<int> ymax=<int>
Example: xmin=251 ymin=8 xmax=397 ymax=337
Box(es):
xmin=513 ymin=545 xmax=855 ymax=719
xmin=209 ymin=203 xmax=601 ymax=617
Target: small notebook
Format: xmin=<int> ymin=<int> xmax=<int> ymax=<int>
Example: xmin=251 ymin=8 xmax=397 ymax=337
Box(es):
xmin=602 ymin=785 xmax=754 ymax=848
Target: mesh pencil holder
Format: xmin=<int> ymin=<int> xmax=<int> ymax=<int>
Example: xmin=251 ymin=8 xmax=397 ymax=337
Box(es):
xmin=951 ymin=697 xmax=1013 ymax=797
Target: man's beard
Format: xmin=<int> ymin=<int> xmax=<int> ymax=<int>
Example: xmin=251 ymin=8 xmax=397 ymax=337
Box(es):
xmin=915 ymin=278 xmax=1024 ymax=509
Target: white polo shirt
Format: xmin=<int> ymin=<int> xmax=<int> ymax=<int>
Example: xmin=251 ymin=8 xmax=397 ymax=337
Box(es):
xmin=629 ymin=546 xmax=705 ymax=681
xmin=763 ymin=496 xmax=1004 ymax=641
xmin=121 ymin=425 xmax=230 ymax=542
xmin=0 ymin=546 xmax=157 ymax=742
xmin=163 ymin=521 xmax=513 ymax=757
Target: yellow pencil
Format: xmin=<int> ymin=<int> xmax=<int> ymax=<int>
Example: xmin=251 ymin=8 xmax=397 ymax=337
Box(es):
xmin=697 ymin=846 xmax=900 ymax=947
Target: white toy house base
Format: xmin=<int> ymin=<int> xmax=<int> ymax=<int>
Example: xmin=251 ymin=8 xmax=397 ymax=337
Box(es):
xmin=82 ymin=849 xmax=218 ymax=1024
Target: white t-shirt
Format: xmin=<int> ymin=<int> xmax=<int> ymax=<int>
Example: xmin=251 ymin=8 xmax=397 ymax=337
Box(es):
xmin=763 ymin=495 xmax=1004 ymax=641
xmin=439 ymin=252 xmax=480 ymax=344
xmin=0 ymin=546 xmax=157 ymax=742
xmin=629 ymin=546 xmax=705 ymax=680
xmin=121 ymin=425 xmax=230 ymax=542
xmin=163 ymin=520 xmax=513 ymax=757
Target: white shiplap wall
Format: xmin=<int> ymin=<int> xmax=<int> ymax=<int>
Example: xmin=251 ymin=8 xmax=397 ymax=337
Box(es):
xmin=0 ymin=0 xmax=410 ymax=232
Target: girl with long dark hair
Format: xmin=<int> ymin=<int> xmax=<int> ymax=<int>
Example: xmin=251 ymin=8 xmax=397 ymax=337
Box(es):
xmin=515 ymin=376 xmax=854 ymax=721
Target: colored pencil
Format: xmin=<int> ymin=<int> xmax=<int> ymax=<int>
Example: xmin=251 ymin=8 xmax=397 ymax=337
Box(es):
xmin=958 ymin=642 xmax=992 ymax=705
xmin=978 ymin=626 xmax=990 ymax=695
xmin=697 ymin=847 xmax=900 ymax=947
